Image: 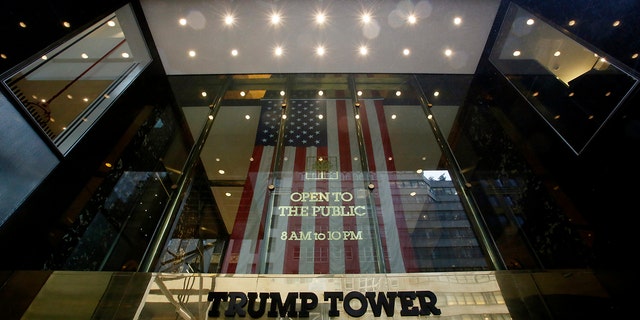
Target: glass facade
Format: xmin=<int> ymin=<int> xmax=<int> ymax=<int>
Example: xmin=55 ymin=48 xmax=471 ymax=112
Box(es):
xmin=1 ymin=0 xmax=638 ymax=318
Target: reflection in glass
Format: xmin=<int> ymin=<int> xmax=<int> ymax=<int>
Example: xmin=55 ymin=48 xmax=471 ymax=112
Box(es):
xmin=185 ymin=74 xmax=490 ymax=274
xmin=489 ymin=3 xmax=638 ymax=154
xmin=2 ymin=4 xmax=151 ymax=155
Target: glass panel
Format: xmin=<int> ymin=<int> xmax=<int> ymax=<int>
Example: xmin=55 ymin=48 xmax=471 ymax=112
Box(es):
xmin=165 ymin=73 xmax=491 ymax=274
xmin=489 ymin=3 xmax=638 ymax=154
xmin=1 ymin=4 xmax=151 ymax=155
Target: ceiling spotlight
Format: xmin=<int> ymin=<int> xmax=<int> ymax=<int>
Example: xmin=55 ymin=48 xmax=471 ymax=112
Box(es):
xmin=316 ymin=46 xmax=325 ymax=56
xmin=395 ymin=91 xmax=401 ymax=96
xmin=359 ymin=46 xmax=368 ymax=55
xmin=444 ymin=49 xmax=452 ymax=57
xmin=224 ymin=14 xmax=235 ymax=25
xmin=270 ymin=12 xmax=282 ymax=25
xmin=315 ymin=12 xmax=326 ymax=25
xmin=407 ymin=15 xmax=417 ymax=24
xmin=188 ymin=50 xmax=196 ymax=57
xmin=453 ymin=17 xmax=462 ymax=25
xmin=274 ymin=46 xmax=283 ymax=56
xmin=318 ymin=90 xmax=324 ymax=96
xmin=526 ymin=18 xmax=535 ymax=25
xmin=179 ymin=18 xmax=187 ymax=26
xmin=361 ymin=13 xmax=372 ymax=24
xmin=403 ymin=48 xmax=410 ymax=56
xmin=240 ymin=91 xmax=246 ymax=96
xmin=231 ymin=49 xmax=238 ymax=56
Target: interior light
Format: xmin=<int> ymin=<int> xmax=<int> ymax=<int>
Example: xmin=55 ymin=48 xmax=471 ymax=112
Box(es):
xmin=274 ymin=46 xmax=283 ymax=56
xmin=81 ymin=53 xmax=89 ymax=59
xmin=121 ymin=52 xmax=130 ymax=58
xmin=224 ymin=14 xmax=235 ymax=25
xmin=62 ymin=21 xmax=71 ymax=28
xmin=433 ymin=91 xmax=439 ymax=97
xmin=240 ymin=91 xmax=246 ymax=97
xmin=453 ymin=17 xmax=462 ymax=25
xmin=632 ymin=53 xmax=639 ymax=59
xmin=315 ymin=12 xmax=326 ymax=25
xmin=231 ymin=49 xmax=238 ymax=56
xmin=188 ymin=50 xmax=196 ymax=57
xmin=208 ymin=115 xmax=214 ymax=120
xmin=403 ymin=48 xmax=410 ymax=56
xmin=225 ymin=192 xmax=232 ymax=197
xmin=407 ymin=15 xmax=417 ymax=24
xmin=526 ymin=18 xmax=534 ymax=25
xmin=361 ymin=13 xmax=372 ymax=24
xmin=280 ymin=90 xmax=285 ymax=96
xmin=359 ymin=46 xmax=368 ymax=55
xmin=410 ymin=192 xmax=417 ymax=196
xmin=355 ymin=114 xmax=360 ymax=119
xmin=201 ymin=91 xmax=207 ymax=97
xmin=318 ymin=90 xmax=324 ymax=96
xmin=245 ymin=115 xmax=251 ymax=120
xmin=391 ymin=114 xmax=397 ymax=119
xmin=316 ymin=46 xmax=325 ymax=56
xmin=41 ymin=55 xmax=47 ymax=60
xmin=554 ymin=51 xmax=561 ymax=56
xmin=444 ymin=49 xmax=452 ymax=56
xmin=218 ymin=169 xmax=225 ymax=174
xmin=612 ymin=20 xmax=621 ymax=27
xmin=395 ymin=91 xmax=401 ymax=96
xmin=179 ymin=18 xmax=187 ymax=26
xmin=357 ymin=91 xmax=363 ymax=96
xmin=568 ymin=20 xmax=576 ymax=26
xmin=19 ymin=22 xmax=26 ymax=28
xmin=318 ymin=114 xmax=324 ymax=119
xmin=270 ymin=13 xmax=281 ymax=25
xmin=107 ymin=20 xmax=116 ymax=27
xmin=513 ymin=50 xmax=521 ymax=56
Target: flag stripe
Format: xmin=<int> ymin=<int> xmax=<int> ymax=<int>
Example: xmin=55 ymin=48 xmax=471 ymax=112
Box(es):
xmin=372 ymin=99 xmax=418 ymax=272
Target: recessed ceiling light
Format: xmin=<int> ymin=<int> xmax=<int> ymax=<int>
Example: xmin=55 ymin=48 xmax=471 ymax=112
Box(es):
xmin=357 ymin=90 xmax=363 ymax=96
xmin=632 ymin=53 xmax=639 ymax=59
xmin=240 ymin=91 xmax=246 ymax=97
xmin=231 ymin=49 xmax=238 ymax=56
xmin=315 ymin=12 xmax=326 ymax=25
xmin=407 ymin=15 xmax=417 ymax=24
xmin=526 ymin=18 xmax=534 ymax=25
xmin=359 ymin=46 xmax=368 ymax=55
xmin=318 ymin=90 xmax=324 ymax=96
xmin=612 ymin=20 xmax=621 ymax=27
xmin=274 ymin=46 xmax=283 ymax=56
xmin=361 ymin=13 xmax=372 ymax=24
xmin=444 ymin=49 xmax=452 ymax=56
xmin=245 ymin=115 xmax=250 ymax=120
xmin=513 ymin=50 xmax=521 ymax=56
xmin=188 ymin=50 xmax=196 ymax=57
xmin=218 ymin=169 xmax=225 ymax=174
xmin=270 ymin=12 xmax=282 ymax=25
xmin=395 ymin=91 xmax=401 ymax=96
xmin=224 ymin=14 xmax=235 ymax=26
xmin=179 ymin=18 xmax=187 ymax=26
xmin=433 ymin=91 xmax=439 ymax=97
xmin=280 ymin=90 xmax=285 ymax=96
xmin=453 ymin=17 xmax=462 ymax=25
xmin=201 ymin=91 xmax=207 ymax=97
xmin=316 ymin=46 xmax=325 ymax=56
xmin=568 ymin=20 xmax=576 ymax=26
xmin=107 ymin=20 xmax=116 ymax=27
xmin=403 ymin=48 xmax=410 ymax=56
xmin=81 ymin=53 xmax=89 ymax=59
xmin=554 ymin=51 xmax=561 ymax=57
xmin=62 ymin=21 xmax=71 ymax=28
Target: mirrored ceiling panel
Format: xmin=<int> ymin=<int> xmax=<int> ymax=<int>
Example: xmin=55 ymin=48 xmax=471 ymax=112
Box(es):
xmin=489 ymin=3 xmax=638 ymax=154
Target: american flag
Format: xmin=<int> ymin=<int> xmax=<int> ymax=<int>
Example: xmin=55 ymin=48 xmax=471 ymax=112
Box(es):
xmin=221 ymin=98 xmax=416 ymax=274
